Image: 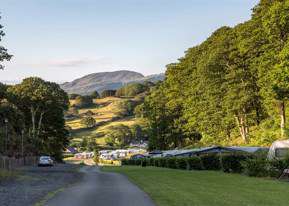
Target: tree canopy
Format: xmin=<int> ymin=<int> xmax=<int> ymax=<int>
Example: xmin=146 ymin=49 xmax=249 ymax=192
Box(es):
xmin=140 ymin=0 xmax=289 ymax=150
xmin=0 ymin=15 xmax=12 ymax=69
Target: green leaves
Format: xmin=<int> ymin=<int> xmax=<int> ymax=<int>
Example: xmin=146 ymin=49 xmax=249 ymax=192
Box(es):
xmin=140 ymin=0 xmax=289 ymax=146
xmin=0 ymin=15 xmax=12 ymax=69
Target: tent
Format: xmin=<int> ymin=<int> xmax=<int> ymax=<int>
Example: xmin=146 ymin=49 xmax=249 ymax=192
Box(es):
xmin=268 ymin=140 xmax=289 ymax=160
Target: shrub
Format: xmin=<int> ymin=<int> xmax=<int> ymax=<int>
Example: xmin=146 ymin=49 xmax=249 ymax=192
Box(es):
xmin=148 ymin=158 xmax=154 ymax=166
xmin=166 ymin=158 xmax=177 ymax=169
xmin=159 ymin=158 xmax=167 ymax=167
xmin=74 ymin=95 xmax=93 ymax=108
xmin=176 ymin=158 xmax=188 ymax=170
xmin=242 ymin=158 xmax=268 ymax=177
xmin=200 ymin=154 xmax=221 ymax=170
xmin=135 ymin=159 xmax=142 ymax=166
xmin=221 ymin=154 xmax=250 ymax=173
xmin=81 ymin=116 xmax=96 ymax=128
xmin=187 ymin=156 xmax=203 ymax=170
xmin=121 ymin=159 xmax=128 ymax=165
xmin=267 ymin=159 xmax=286 ymax=178
xmin=153 ymin=158 xmax=161 ymax=167
xmin=141 ymin=159 xmax=147 ymax=167
xmin=101 ymin=90 xmax=116 ymax=98
xmin=127 ymin=159 xmax=136 ymax=165
xmin=267 ymin=155 xmax=289 ymax=178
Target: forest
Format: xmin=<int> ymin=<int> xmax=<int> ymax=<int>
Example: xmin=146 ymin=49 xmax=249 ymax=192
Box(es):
xmin=138 ymin=0 xmax=289 ymax=150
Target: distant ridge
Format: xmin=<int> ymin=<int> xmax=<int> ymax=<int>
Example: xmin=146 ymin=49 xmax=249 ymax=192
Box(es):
xmin=60 ymin=70 xmax=165 ymax=95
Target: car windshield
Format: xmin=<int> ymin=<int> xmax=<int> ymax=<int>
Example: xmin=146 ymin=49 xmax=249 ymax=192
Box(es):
xmin=40 ymin=156 xmax=50 ymax=160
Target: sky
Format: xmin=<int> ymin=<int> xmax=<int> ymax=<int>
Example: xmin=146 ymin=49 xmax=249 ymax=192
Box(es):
xmin=0 ymin=0 xmax=259 ymax=83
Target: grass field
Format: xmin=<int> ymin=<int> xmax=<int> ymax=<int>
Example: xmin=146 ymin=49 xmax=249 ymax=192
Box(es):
xmin=103 ymin=166 xmax=289 ymax=206
xmin=67 ymin=97 xmax=144 ymax=147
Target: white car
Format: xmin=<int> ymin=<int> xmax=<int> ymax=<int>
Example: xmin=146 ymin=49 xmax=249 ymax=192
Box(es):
xmin=38 ymin=156 xmax=54 ymax=167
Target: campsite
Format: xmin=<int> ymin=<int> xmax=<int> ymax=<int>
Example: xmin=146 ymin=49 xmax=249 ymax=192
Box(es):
xmin=2 ymin=0 xmax=289 ymax=206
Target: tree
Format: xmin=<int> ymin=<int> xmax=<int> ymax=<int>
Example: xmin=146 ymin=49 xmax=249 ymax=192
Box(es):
xmin=105 ymin=124 xmax=132 ymax=147
xmin=81 ymin=116 xmax=96 ymax=128
xmin=116 ymin=100 xmax=135 ymax=117
xmin=0 ymin=15 xmax=12 ymax=70
xmin=73 ymin=95 xmax=93 ymax=108
xmin=101 ymin=90 xmax=116 ymax=98
xmin=7 ymin=77 xmax=69 ymax=158
xmin=0 ymin=83 xmax=7 ymax=100
xmin=69 ymin=93 xmax=80 ymax=100
xmin=90 ymin=91 xmax=100 ymax=99
xmin=116 ymin=83 xmax=148 ymax=97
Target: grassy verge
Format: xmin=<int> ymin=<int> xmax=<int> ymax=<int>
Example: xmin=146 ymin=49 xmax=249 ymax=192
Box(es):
xmin=0 ymin=169 xmax=16 ymax=181
xmin=34 ymin=187 xmax=65 ymax=206
xmin=103 ymin=166 xmax=289 ymax=206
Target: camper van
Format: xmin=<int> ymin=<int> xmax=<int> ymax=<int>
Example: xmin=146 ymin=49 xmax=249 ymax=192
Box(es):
xmin=268 ymin=140 xmax=289 ymax=160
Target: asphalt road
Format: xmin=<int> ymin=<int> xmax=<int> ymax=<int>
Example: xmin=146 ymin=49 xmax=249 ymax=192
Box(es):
xmin=45 ymin=166 xmax=155 ymax=206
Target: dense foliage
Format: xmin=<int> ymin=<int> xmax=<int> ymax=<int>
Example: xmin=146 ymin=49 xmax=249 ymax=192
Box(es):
xmin=123 ymin=153 xmax=289 ymax=178
xmin=116 ymin=82 xmax=152 ymax=97
xmin=101 ymin=90 xmax=116 ymax=98
xmin=0 ymin=15 xmax=12 ymax=69
xmin=0 ymin=78 xmax=69 ymax=160
xmin=81 ymin=116 xmax=96 ymax=128
xmin=73 ymin=95 xmax=93 ymax=108
xmin=140 ymin=0 xmax=289 ymax=150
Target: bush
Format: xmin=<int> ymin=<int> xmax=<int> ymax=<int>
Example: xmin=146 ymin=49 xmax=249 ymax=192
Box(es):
xmin=201 ymin=154 xmax=221 ymax=170
xmin=242 ymin=158 xmax=268 ymax=177
xmin=153 ymin=158 xmax=161 ymax=167
xmin=187 ymin=156 xmax=203 ymax=170
xmin=121 ymin=159 xmax=128 ymax=165
xmin=148 ymin=158 xmax=154 ymax=166
xmin=159 ymin=158 xmax=167 ymax=167
xmin=74 ymin=95 xmax=93 ymax=108
xmin=141 ymin=159 xmax=147 ymax=167
xmin=267 ymin=159 xmax=286 ymax=178
xmin=166 ymin=158 xmax=177 ymax=169
xmin=221 ymin=154 xmax=250 ymax=173
xmin=176 ymin=158 xmax=188 ymax=170
xmin=135 ymin=159 xmax=142 ymax=166
xmin=127 ymin=159 xmax=136 ymax=165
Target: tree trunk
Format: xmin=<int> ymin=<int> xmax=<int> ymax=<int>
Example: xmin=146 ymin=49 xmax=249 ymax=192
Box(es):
xmin=278 ymin=101 xmax=286 ymax=138
xmin=37 ymin=112 xmax=45 ymax=136
xmin=235 ymin=115 xmax=248 ymax=143
xmin=31 ymin=107 xmax=36 ymax=139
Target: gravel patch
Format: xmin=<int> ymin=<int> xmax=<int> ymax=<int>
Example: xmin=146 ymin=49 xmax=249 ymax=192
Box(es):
xmin=0 ymin=164 xmax=83 ymax=206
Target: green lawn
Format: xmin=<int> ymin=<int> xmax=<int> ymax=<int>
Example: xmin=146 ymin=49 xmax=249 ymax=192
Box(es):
xmin=103 ymin=166 xmax=289 ymax=206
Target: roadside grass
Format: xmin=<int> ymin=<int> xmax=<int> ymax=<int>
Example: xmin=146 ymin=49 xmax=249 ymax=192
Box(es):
xmin=103 ymin=166 xmax=289 ymax=206
xmin=34 ymin=187 xmax=65 ymax=206
xmin=0 ymin=169 xmax=17 ymax=181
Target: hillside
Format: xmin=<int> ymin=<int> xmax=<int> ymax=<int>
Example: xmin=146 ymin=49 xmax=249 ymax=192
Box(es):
xmin=60 ymin=70 xmax=164 ymax=95
xmin=66 ymin=96 xmax=148 ymax=150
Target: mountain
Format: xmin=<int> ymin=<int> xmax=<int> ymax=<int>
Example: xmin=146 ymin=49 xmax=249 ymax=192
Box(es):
xmin=61 ymin=70 xmax=164 ymax=95
xmin=133 ymin=73 xmax=165 ymax=83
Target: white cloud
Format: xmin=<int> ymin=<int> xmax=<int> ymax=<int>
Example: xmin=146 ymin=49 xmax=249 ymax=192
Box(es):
xmin=25 ymin=57 xmax=113 ymax=69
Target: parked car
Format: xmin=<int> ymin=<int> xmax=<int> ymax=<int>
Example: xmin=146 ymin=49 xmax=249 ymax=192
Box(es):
xmin=38 ymin=156 xmax=54 ymax=167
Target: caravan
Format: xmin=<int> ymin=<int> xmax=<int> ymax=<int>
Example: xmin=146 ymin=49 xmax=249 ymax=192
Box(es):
xmin=268 ymin=140 xmax=289 ymax=160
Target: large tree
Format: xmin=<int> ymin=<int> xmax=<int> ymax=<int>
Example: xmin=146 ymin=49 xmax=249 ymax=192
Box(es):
xmin=7 ymin=77 xmax=69 ymax=158
xmin=0 ymin=15 xmax=12 ymax=69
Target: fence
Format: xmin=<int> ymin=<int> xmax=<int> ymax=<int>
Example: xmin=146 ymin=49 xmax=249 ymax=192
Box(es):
xmin=0 ymin=156 xmax=38 ymax=170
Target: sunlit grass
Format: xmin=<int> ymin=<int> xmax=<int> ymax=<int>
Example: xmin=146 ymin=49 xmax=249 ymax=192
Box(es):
xmin=103 ymin=166 xmax=289 ymax=206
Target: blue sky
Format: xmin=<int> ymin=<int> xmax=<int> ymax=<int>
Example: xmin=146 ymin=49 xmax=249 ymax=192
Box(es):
xmin=0 ymin=0 xmax=259 ymax=82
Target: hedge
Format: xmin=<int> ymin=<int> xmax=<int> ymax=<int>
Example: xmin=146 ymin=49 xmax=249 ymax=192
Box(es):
xmin=221 ymin=154 xmax=250 ymax=173
xmin=200 ymin=154 xmax=221 ymax=170
xmin=187 ymin=157 xmax=203 ymax=170
xmin=120 ymin=153 xmax=289 ymax=179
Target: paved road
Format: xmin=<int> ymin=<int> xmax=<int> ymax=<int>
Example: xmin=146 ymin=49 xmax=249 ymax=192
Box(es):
xmin=45 ymin=166 xmax=155 ymax=206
